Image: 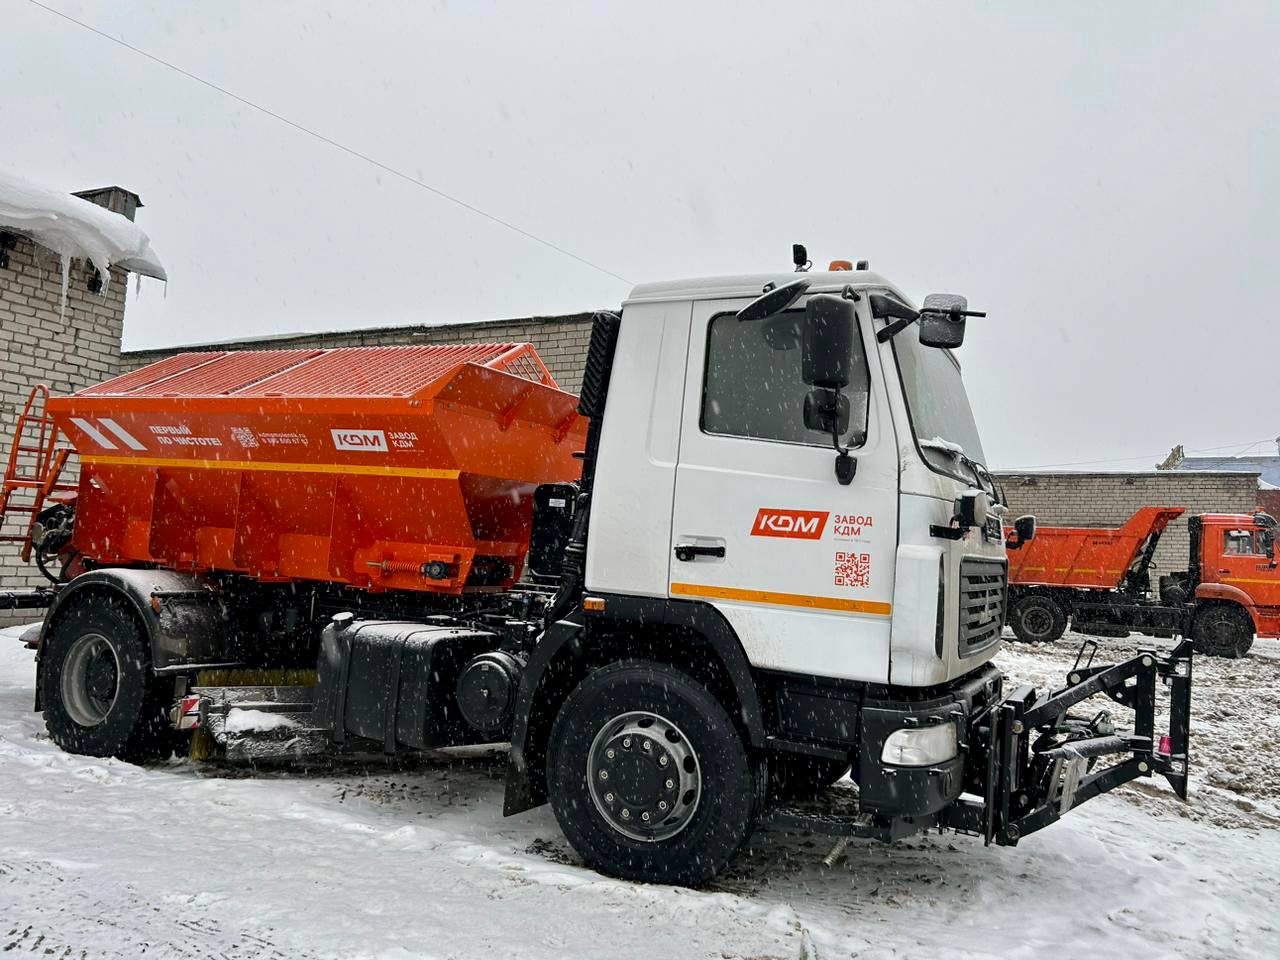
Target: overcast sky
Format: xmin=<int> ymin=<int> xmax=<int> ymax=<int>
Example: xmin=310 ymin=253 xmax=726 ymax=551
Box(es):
xmin=3 ymin=1 xmax=1278 ymax=469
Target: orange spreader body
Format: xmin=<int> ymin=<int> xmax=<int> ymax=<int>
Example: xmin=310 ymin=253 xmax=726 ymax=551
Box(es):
xmin=46 ymin=344 xmax=587 ymax=595
xmin=1005 ymin=507 xmax=1185 ymax=590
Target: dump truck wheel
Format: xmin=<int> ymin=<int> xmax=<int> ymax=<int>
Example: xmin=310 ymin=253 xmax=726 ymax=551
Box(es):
xmin=767 ymin=753 xmax=851 ymax=803
xmin=41 ymin=596 xmax=173 ymax=761
xmin=1009 ymin=595 xmax=1067 ymax=643
xmin=1192 ymin=604 xmax=1254 ymax=659
xmin=547 ymin=659 xmax=758 ymax=886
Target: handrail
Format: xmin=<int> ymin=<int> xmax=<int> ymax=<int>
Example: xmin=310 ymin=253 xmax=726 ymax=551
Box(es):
xmin=0 ymin=384 xmax=76 ymax=562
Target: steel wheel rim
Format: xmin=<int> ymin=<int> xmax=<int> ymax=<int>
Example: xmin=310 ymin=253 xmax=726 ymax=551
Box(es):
xmin=587 ymin=710 xmax=701 ymax=842
xmin=61 ymin=632 xmax=119 ymax=726
xmin=1023 ymin=604 xmax=1053 ymax=638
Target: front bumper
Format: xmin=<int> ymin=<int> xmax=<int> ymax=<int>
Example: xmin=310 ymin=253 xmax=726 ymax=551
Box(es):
xmin=943 ymin=639 xmax=1193 ymax=844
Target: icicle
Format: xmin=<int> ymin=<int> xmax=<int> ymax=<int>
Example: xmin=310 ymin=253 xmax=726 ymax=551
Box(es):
xmin=135 ymin=272 xmax=142 ymax=297
xmin=58 ymin=253 xmax=69 ymax=322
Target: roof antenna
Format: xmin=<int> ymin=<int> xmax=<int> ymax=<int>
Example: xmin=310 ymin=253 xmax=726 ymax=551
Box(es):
xmin=793 ymin=244 xmax=811 ymax=273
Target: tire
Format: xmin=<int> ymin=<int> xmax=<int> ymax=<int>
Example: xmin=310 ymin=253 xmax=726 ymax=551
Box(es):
xmin=41 ymin=595 xmax=174 ymax=761
xmin=767 ymin=753 xmax=850 ymax=803
xmin=547 ymin=659 xmax=759 ymax=886
xmin=1009 ymin=594 xmax=1068 ymax=644
xmin=1192 ymin=604 xmax=1254 ymax=659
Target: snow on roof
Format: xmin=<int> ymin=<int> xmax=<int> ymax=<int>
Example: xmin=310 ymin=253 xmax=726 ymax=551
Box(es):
xmin=0 ymin=168 xmax=166 ymax=283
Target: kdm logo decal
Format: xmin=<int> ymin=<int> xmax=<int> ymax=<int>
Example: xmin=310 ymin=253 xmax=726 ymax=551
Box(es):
xmin=331 ymin=429 xmax=388 ymax=452
xmin=751 ymin=508 xmax=829 ymax=540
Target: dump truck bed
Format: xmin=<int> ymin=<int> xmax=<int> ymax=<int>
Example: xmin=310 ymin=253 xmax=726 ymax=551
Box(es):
xmin=1005 ymin=507 xmax=1185 ymax=590
xmin=47 ymin=344 xmax=587 ymax=595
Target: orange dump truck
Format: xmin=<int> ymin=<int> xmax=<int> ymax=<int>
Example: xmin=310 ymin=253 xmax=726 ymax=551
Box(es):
xmin=1006 ymin=506 xmax=1278 ymax=657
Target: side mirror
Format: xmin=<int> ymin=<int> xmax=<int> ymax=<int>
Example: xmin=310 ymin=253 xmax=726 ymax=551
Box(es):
xmin=801 ymin=294 xmax=855 ymax=388
xmin=956 ymin=490 xmax=990 ymax=529
xmin=918 ymin=293 xmax=968 ymax=348
xmin=801 ymin=294 xmax=859 ymax=486
xmin=1006 ymin=514 xmax=1036 ymax=551
xmin=803 ymin=389 xmax=850 ymax=436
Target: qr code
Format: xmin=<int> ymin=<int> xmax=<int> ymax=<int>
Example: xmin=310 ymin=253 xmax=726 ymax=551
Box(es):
xmin=230 ymin=427 xmax=259 ymax=448
xmin=834 ymin=551 xmax=871 ymax=588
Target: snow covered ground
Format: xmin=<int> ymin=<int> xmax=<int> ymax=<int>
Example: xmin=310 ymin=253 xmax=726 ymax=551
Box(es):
xmin=2 ymin=622 xmax=1277 ymax=959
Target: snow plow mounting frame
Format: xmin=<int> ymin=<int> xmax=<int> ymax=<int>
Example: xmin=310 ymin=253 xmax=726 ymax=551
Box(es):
xmin=946 ymin=639 xmax=1193 ymax=845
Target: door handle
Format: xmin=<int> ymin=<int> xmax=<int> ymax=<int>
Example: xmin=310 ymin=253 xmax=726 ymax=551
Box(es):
xmin=1217 ymin=568 xmax=1230 ymax=574
xmin=674 ymin=544 xmax=726 ymax=562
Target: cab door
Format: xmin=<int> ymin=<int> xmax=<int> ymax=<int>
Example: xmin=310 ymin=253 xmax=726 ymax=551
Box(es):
xmin=1216 ymin=525 xmax=1280 ymax=611
xmin=668 ymin=297 xmax=899 ymax=683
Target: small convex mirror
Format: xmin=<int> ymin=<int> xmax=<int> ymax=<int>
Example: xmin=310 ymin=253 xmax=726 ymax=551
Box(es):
xmin=918 ymin=293 xmax=968 ymax=348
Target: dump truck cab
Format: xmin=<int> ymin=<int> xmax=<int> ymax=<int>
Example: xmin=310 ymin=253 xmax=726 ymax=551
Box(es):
xmin=1181 ymin=512 xmax=1279 ymax=651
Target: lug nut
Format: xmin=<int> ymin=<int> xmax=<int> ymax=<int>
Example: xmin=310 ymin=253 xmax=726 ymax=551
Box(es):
xmin=665 ymin=779 xmax=674 ymax=789
xmin=641 ymin=811 xmax=650 ymax=822
xmin=606 ymin=749 xmax=615 ymax=760
xmin=658 ymin=755 xmax=668 ymax=767
xmin=605 ymin=793 xmax=614 ymax=803
xmin=623 ymin=737 xmax=632 ymax=748
xmin=658 ymin=800 xmax=668 ymax=811
xmin=621 ymin=808 xmax=631 ymax=819
xmin=599 ymin=770 xmax=609 ymax=781
xmin=643 ymin=739 xmax=652 ymax=751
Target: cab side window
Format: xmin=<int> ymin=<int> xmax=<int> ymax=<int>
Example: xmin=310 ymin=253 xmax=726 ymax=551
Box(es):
xmin=702 ymin=309 xmax=870 ymax=447
xmin=1223 ymin=529 xmax=1258 ymax=555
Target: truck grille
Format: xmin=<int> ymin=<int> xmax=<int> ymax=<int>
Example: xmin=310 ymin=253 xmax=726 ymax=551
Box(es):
xmin=959 ymin=558 xmax=1007 ymax=654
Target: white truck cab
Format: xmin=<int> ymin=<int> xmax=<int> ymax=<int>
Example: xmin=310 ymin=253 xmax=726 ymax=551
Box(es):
xmin=587 ymin=270 xmax=1006 ymax=688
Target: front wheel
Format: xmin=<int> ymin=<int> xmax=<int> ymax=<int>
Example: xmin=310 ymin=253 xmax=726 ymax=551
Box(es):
xmin=1192 ymin=603 xmax=1254 ymax=658
xmin=41 ymin=595 xmax=173 ymax=761
xmin=547 ymin=660 xmax=759 ymax=886
xmin=1009 ymin=594 xmax=1068 ymax=643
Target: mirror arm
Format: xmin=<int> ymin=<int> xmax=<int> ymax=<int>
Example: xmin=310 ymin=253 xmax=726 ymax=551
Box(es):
xmin=876 ymin=316 xmax=916 ymax=343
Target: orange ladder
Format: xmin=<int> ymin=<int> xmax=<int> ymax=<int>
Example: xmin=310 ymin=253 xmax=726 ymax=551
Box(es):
xmin=0 ymin=385 xmax=76 ymax=562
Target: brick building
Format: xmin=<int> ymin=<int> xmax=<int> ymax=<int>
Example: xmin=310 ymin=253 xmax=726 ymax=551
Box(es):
xmin=993 ymin=470 xmax=1262 ymax=582
xmin=0 ymin=185 xmax=153 ymax=621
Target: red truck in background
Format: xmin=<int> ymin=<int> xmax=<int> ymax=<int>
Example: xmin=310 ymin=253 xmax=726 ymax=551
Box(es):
xmin=1006 ymin=506 xmax=1279 ymax=657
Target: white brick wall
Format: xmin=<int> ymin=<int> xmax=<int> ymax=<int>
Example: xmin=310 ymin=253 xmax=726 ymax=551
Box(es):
xmin=1 ymin=235 xmax=128 ymax=622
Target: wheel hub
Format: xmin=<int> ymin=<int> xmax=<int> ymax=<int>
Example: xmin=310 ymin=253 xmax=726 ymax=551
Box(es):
xmin=1024 ymin=606 xmax=1052 ymax=636
xmin=61 ymin=633 xmax=120 ymax=727
xmin=587 ymin=711 xmax=700 ymax=842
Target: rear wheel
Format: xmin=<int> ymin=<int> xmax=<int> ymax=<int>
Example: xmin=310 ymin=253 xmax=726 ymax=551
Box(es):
xmin=41 ymin=596 xmax=173 ymax=761
xmin=547 ymin=659 xmax=759 ymax=886
xmin=1192 ymin=603 xmax=1254 ymax=659
xmin=1009 ymin=594 xmax=1068 ymax=643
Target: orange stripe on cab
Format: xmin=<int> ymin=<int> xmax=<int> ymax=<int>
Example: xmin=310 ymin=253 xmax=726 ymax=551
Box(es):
xmin=670 ymin=582 xmax=892 ymax=617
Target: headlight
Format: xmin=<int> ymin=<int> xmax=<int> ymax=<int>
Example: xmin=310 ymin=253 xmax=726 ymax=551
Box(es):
xmin=881 ymin=722 xmax=959 ymax=766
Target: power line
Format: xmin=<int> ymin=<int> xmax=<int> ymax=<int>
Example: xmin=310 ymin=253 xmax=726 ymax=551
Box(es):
xmin=25 ymin=0 xmax=634 ymax=287
xmin=1008 ymin=437 xmax=1276 ymax=471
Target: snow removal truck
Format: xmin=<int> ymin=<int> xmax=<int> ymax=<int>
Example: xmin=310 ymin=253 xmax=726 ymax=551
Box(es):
xmin=1 ymin=259 xmax=1193 ymax=885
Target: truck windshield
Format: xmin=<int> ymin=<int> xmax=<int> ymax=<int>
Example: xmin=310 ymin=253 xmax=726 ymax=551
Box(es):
xmin=893 ymin=332 xmax=993 ymax=494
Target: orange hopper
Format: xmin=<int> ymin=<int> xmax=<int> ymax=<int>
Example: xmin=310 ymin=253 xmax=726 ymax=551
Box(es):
xmin=45 ymin=344 xmax=587 ymax=594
